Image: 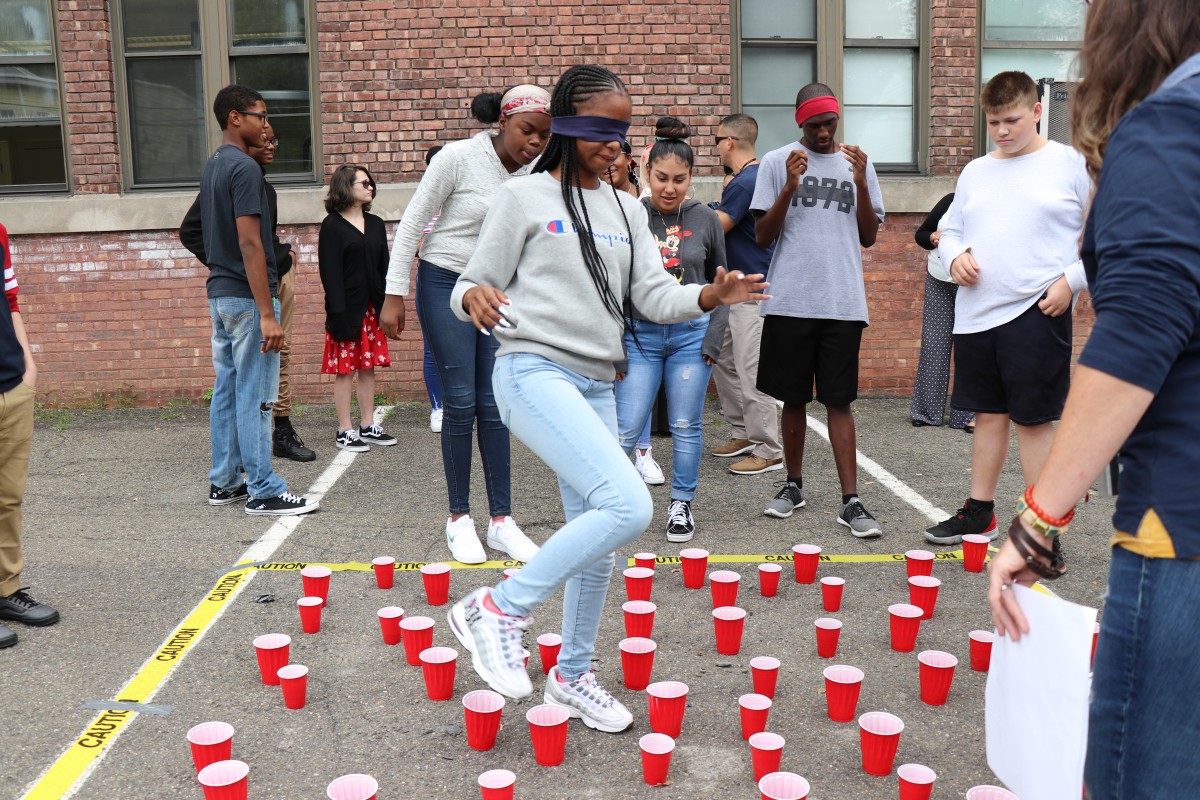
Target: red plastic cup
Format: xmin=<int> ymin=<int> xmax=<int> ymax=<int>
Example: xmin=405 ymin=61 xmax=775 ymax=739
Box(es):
xmin=904 ymin=549 xmax=935 ymax=578
xmin=197 ymin=759 xmax=249 ymax=800
xmin=301 ymin=565 xmax=331 ymax=607
xmin=635 ymin=552 xmax=657 ymax=570
xmin=646 ymin=681 xmax=689 ymax=738
xmin=680 ymin=548 xmax=709 ymax=589
xmin=277 ymin=664 xmax=309 ymax=709
xmin=792 ymin=544 xmax=821 ymax=584
xmin=750 ymin=656 xmax=781 ymax=699
xmin=420 ymin=646 xmax=459 ymax=701
xmin=537 ymin=632 xmax=561 ymax=675
xmin=738 ymin=693 xmax=773 ymax=740
xmin=639 ymin=732 xmax=675 ymax=786
xmin=709 ymin=570 xmax=741 ymax=608
xmin=421 ymin=562 xmax=452 ymax=606
xmin=823 ymin=665 xmax=864 ymax=722
xmin=749 ymin=731 xmax=786 ymax=782
xmin=503 ymin=567 xmax=520 ymax=580
xmin=758 ymin=563 xmax=783 ymax=597
xmin=400 ymin=616 xmax=435 ymax=666
xmin=820 ymin=577 xmax=845 ymax=612
xmin=962 ymin=534 xmax=990 ymax=573
xmin=907 ymin=575 xmax=941 ymax=620
xmin=253 ymin=633 xmax=291 ymax=686
xmin=526 ymin=704 xmax=570 ymax=766
xmin=478 ymin=769 xmax=516 ymax=800
xmin=758 ymin=771 xmax=810 ymax=800
xmin=858 ymin=711 xmax=904 ymax=776
xmin=372 ymin=556 xmax=395 ymax=589
xmin=187 ymin=721 xmax=234 ymax=773
xmin=713 ymin=606 xmax=747 ymax=655
xmin=297 ymin=596 xmax=323 ymax=634
xmin=897 ymin=763 xmax=937 ymax=800
xmin=917 ymin=650 xmax=957 ymax=706
xmin=377 ymin=606 xmax=404 ymax=646
xmin=622 ymin=600 xmax=656 ymax=639
xmin=619 ymin=637 xmax=657 ymax=691
xmin=969 ymin=630 xmax=995 ymax=671
xmin=965 ymin=787 xmax=1019 ymax=800
xmin=623 ymin=566 xmax=654 ymax=602
xmin=462 ymin=689 xmax=506 ymax=751
xmin=326 ymin=773 xmax=378 ymax=800
xmin=522 ymin=648 xmax=530 ymax=668
xmin=815 ymin=618 xmax=842 ymax=658
xmin=1091 ymin=621 xmax=1100 ymax=668
xmin=888 ymin=604 xmax=923 ymax=652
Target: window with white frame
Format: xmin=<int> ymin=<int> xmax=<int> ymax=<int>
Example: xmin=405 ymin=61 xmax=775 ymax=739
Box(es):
xmin=0 ymin=0 xmax=67 ymax=191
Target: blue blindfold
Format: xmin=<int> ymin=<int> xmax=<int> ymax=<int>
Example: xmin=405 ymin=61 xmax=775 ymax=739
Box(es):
xmin=550 ymin=115 xmax=630 ymax=144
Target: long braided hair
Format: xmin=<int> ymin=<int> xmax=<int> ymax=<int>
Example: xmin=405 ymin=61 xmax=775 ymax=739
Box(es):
xmin=533 ymin=65 xmax=637 ymax=328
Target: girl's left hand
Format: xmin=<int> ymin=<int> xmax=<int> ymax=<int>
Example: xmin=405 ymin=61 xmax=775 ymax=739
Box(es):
xmin=463 ymin=285 xmax=512 ymax=334
xmin=705 ymin=267 xmax=771 ymax=308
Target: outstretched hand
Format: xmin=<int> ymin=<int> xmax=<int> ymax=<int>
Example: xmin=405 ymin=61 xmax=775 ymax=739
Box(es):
xmin=701 ymin=267 xmax=771 ymax=310
xmin=463 ymin=285 xmax=513 ymax=335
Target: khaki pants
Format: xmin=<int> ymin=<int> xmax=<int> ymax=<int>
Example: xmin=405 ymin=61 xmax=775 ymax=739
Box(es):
xmin=0 ymin=380 xmax=34 ymax=596
xmin=713 ymin=301 xmax=781 ymax=459
xmin=273 ymin=266 xmax=296 ymax=417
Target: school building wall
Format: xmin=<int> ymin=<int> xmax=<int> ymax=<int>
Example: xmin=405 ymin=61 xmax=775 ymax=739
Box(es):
xmin=2 ymin=1 xmax=1094 ymax=408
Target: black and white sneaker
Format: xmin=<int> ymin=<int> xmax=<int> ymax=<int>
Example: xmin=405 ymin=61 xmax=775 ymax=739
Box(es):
xmin=358 ymin=423 xmax=397 ymax=446
xmin=208 ymin=483 xmax=249 ymax=506
xmin=335 ymin=428 xmax=369 ymax=452
xmin=666 ymin=499 xmax=695 ymax=543
xmin=245 ymin=491 xmax=319 ymax=516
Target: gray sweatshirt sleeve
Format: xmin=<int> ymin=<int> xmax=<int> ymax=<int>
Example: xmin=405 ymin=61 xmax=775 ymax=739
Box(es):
xmin=385 ymin=149 xmax=460 ymax=296
xmin=450 ymin=185 xmax=527 ymax=323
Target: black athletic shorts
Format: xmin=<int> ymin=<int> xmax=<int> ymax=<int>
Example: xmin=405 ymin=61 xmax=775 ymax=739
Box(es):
xmin=951 ymin=301 xmax=1072 ymax=426
xmin=757 ymin=315 xmax=864 ymax=406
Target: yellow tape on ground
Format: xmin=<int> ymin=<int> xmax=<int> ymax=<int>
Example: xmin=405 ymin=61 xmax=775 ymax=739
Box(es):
xmin=21 ymin=567 xmax=251 ymax=800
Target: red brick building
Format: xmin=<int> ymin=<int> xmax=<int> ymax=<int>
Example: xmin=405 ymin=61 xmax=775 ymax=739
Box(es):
xmin=1 ymin=0 xmax=1088 ymax=406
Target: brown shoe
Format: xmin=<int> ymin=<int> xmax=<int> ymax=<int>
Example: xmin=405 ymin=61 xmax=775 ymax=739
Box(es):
xmin=712 ymin=438 xmax=754 ymax=458
xmin=729 ymin=455 xmax=784 ymax=475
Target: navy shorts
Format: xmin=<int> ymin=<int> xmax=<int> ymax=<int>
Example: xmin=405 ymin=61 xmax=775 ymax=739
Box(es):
xmin=757 ymin=315 xmax=864 ymax=406
xmin=951 ymin=301 xmax=1072 ymax=426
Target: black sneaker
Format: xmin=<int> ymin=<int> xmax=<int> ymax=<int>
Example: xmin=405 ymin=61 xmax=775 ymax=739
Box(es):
xmin=763 ymin=481 xmax=805 ymax=518
xmin=245 ymin=491 xmax=320 ymax=516
xmin=924 ymin=500 xmax=998 ymax=545
xmin=666 ymin=499 xmax=695 ymax=543
xmin=359 ymin=423 xmax=397 ymax=446
xmin=0 ymin=588 xmax=60 ymax=626
xmin=335 ymin=428 xmax=369 ymax=453
xmin=208 ymin=483 xmax=249 ymax=506
xmin=273 ymin=426 xmax=316 ymax=462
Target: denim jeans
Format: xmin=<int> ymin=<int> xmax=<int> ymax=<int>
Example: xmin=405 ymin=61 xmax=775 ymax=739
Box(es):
xmin=415 ymin=262 xmax=510 ymax=517
xmin=616 ymin=317 xmax=713 ymax=501
xmin=1085 ymin=546 xmax=1200 ymax=799
xmin=208 ymin=297 xmax=285 ymax=500
xmin=490 ymin=354 xmax=653 ymax=680
xmin=415 ymin=268 xmax=443 ymax=410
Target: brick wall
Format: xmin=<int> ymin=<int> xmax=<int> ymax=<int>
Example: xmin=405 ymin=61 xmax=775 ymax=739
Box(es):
xmin=58 ymin=0 xmax=120 ymax=194
xmin=930 ymin=0 xmax=979 ymax=175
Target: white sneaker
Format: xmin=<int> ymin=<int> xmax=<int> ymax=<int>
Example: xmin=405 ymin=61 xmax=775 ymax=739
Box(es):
xmin=487 ymin=516 xmax=540 ymax=562
xmin=446 ymin=515 xmax=486 ymax=564
xmin=543 ymin=666 xmax=634 ymax=733
xmin=448 ymin=587 xmax=533 ymax=700
xmin=635 ymin=447 xmax=665 ymax=485
xmin=430 ymin=407 xmax=443 ymax=433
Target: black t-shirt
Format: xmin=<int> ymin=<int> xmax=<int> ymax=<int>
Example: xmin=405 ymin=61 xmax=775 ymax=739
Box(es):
xmin=200 ymin=144 xmax=277 ymax=299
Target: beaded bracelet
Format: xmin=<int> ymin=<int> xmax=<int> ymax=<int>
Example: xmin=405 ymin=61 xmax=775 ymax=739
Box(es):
xmin=1016 ymin=497 xmax=1069 ymax=538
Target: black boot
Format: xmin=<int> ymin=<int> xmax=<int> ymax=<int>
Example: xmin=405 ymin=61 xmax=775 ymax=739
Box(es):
xmin=273 ymin=422 xmax=316 ymax=462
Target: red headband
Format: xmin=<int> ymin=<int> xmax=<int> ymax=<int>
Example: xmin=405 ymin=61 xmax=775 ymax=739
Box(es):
xmin=795 ymin=96 xmax=840 ymax=126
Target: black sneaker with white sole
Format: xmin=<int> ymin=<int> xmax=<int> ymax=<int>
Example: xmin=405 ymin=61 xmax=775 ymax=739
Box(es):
xmin=924 ymin=500 xmax=998 ymax=545
xmin=666 ymin=499 xmax=695 ymax=543
xmin=359 ymin=423 xmax=397 ymax=446
xmin=335 ymin=428 xmax=369 ymax=452
xmin=208 ymin=483 xmax=249 ymax=506
xmin=244 ymin=491 xmax=319 ymax=516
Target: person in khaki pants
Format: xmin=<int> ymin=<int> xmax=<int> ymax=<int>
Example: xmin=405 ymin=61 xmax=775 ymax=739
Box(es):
xmin=710 ymin=114 xmax=782 ymax=475
xmin=0 ymin=222 xmax=60 ymax=649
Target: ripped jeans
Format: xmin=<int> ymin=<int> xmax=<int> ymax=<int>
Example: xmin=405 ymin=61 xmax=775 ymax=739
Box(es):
xmin=616 ymin=317 xmax=713 ymax=502
xmin=208 ymin=296 xmax=286 ymax=500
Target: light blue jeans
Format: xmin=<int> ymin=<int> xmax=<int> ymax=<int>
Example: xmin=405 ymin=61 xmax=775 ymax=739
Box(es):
xmin=490 ymin=354 xmax=653 ymax=680
xmin=616 ymin=318 xmax=713 ymax=501
xmin=208 ymin=297 xmax=285 ymax=500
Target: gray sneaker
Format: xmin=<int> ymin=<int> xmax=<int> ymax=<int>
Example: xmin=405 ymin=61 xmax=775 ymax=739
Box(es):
xmin=764 ymin=481 xmax=805 ymax=518
xmin=838 ymin=497 xmax=882 ymax=538
xmin=448 ymin=587 xmax=533 ymax=700
xmin=543 ymin=666 xmax=634 ymax=733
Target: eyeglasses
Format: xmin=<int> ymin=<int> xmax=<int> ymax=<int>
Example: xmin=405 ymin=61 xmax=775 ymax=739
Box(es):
xmin=356 ymin=179 xmax=374 ymax=190
xmin=714 ymin=135 xmax=741 ymax=146
xmin=263 ymin=138 xmax=279 ymax=148
xmin=238 ymin=110 xmax=269 ymax=122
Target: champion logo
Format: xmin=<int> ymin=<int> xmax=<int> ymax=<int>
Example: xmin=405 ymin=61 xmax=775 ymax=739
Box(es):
xmin=545 ymin=219 xmax=576 ymax=235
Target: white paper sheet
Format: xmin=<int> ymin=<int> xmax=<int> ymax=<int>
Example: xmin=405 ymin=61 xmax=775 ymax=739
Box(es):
xmin=985 ymin=583 xmax=1097 ymax=800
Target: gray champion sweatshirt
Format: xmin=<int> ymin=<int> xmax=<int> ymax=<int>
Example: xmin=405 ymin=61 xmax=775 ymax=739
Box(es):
xmin=451 ymin=172 xmax=706 ymax=381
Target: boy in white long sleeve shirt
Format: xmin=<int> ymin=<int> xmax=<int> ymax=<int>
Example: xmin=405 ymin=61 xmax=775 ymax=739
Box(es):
xmin=925 ymin=71 xmax=1091 ymax=545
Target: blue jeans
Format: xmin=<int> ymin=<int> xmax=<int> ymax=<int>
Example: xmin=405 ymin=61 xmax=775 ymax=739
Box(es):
xmin=415 ymin=269 xmax=443 ymax=410
xmin=1085 ymin=546 xmax=1200 ymax=799
xmin=490 ymin=354 xmax=653 ymax=680
xmin=616 ymin=318 xmax=713 ymax=501
xmin=208 ymin=297 xmax=285 ymax=500
xmin=415 ymin=262 xmax=510 ymax=517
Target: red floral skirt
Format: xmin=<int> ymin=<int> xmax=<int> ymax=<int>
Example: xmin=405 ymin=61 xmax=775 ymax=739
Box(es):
xmin=321 ymin=307 xmax=391 ymax=374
